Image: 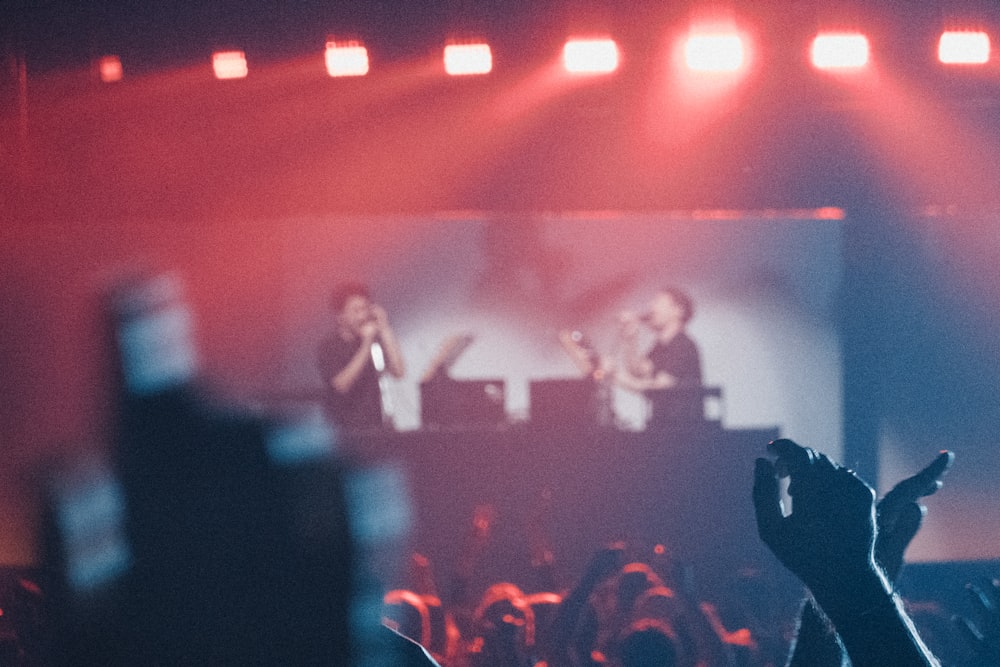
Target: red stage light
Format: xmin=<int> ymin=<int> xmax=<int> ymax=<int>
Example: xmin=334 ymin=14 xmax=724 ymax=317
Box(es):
xmin=938 ymin=31 xmax=991 ymax=64
xmin=99 ymin=55 xmax=123 ymax=83
xmin=444 ymin=43 xmax=493 ymax=75
xmin=684 ymin=33 xmax=745 ymax=72
xmin=325 ymin=40 xmax=370 ymax=77
xmin=562 ymin=38 xmax=619 ymax=74
xmin=212 ymin=50 xmax=248 ymax=79
xmin=810 ymin=33 xmax=870 ymax=70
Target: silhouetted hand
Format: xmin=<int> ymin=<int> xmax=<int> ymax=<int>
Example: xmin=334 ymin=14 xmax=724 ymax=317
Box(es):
xmin=755 ymin=440 xmax=942 ymax=667
xmin=548 ymin=544 xmax=625 ymax=666
xmin=786 ymin=450 xmax=954 ymax=666
xmin=617 ymin=311 xmax=641 ymax=340
xmin=875 ymin=450 xmax=954 ymax=583
xmin=371 ymin=304 xmax=390 ymax=331
xmin=753 ymin=439 xmax=878 ymax=599
xmin=580 ymin=543 xmax=626 ymax=589
xmin=955 ymin=579 xmax=1000 ymax=665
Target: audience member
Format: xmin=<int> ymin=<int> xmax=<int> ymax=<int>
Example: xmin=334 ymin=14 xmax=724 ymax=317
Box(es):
xmin=614 ymin=618 xmax=679 ymax=667
xmin=783 ymin=448 xmax=953 ymax=666
xmin=466 ymin=582 xmax=535 ymax=667
xmin=753 ymin=438 xmax=944 ymax=667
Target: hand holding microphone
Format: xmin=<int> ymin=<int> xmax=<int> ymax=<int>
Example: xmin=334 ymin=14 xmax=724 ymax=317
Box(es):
xmin=369 ymin=304 xmax=389 ymax=329
xmin=360 ymin=304 xmax=392 ymax=343
xmin=618 ymin=310 xmax=643 ymax=339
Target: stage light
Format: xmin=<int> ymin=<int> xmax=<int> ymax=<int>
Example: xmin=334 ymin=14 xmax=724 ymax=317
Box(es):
xmin=99 ymin=55 xmax=123 ymax=83
xmin=212 ymin=50 xmax=248 ymax=79
xmin=325 ymin=40 xmax=370 ymax=77
xmin=562 ymin=38 xmax=619 ymax=74
xmin=684 ymin=33 xmax=745 ymax=72
xmin=810 ymin=33 xmax=870 ymax=70
xmin=938 ymin=31 xmax=990 ymax=64
xmin=444 ymin=43 xmax=493 ymax=75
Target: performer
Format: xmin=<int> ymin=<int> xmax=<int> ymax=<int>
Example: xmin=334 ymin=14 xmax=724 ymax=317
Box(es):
xmin=318 ymin=282 xmax=405 ymax=432
xmin=615 ymin=287 xmax=703 ymax=425
xmin=615 ymin=287 xmax=701 ymax=392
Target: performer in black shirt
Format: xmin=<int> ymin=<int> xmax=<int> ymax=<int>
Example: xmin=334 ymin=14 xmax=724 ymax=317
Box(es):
xmin=616 ymin=287 xmax=703 ymax=425
xmin=616 ymin=287 xmax=701 ymax=391
xmin=318 ymin=282 xmax=405 ymax=432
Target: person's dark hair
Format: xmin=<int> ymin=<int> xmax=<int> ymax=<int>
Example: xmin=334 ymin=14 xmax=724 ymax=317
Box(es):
xmin=660 ymin=287 xmax=694 ymax=324
xmin=330 ymin=282 xmax=370 ymax=313
xmin=616 ymin=562 xmax=663 ymax=612
xmin=616 ymin=618 xmax=678 ymax=667
xmin=382 ymin=589 xmax=431 ymax=649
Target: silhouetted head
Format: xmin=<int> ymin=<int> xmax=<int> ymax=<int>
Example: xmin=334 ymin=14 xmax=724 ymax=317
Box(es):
xmin=616 ymin=618 xmax=678 ymax=667
xmin=382 ymin=589 xmax=431 ymax=648
xmin=421 ymin=594 xmax=459 ymax=664
xmin=525 ymin=591 xmax=563 ymax=655
xmin=473 ymin=582 xmax=535 ymax=652
xmin=616 ymin=562 xmax=664 ymax=613
xmin=631 ymin=586 xmax=679 ymax=624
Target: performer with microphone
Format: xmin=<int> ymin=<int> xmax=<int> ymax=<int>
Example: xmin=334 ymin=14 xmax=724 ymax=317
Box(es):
xmin=615 ymin=287 xmax=703 ymax=426
xmin=318 ymin=281 xmax=406 ymax=432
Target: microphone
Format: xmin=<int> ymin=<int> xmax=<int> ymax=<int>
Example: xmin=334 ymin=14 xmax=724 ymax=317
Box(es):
xmin=370 ymin=340 xmax=385 ymax=372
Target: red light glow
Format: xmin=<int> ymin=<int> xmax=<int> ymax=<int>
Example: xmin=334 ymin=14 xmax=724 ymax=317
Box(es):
xmin=811 ymin=33 xmax=870 ymax=70
xmin=212 ymin=51 xmax=248 ymax=79
xmin=938 ymin=31 xmax=991 ymax=65
xmin=684 ymin=33 xmax=745 ymax=72
xmin=325 ymin=41 xmax=370 ymax=77
xmin=562 ymin=39 xmax=619 ymax=74
xmin=99 ymin=55 xmax=123 ymax=83
xmin=444 ymin=43 xmax=493 ymax=76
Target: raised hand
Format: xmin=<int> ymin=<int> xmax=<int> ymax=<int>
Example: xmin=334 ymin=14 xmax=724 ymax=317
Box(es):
xmin=875 ymin=451 xmax=954 ymax=583
xmin=753 ymin=438 xmax=879 ymax=598
xmin=754 ymin=439 xmax=942 ymax=667
xmin=617 ymin=311 xmax=641 ymax=340
xmin=359 ymin=320 xmax=379 ymax=343
xmin=580 ymin=543 xmax=626 ymax=588
xmin=370 ymin=304 xmax=390 ymax=331
xmin=784 ymin=450 xmax=954 ymax=667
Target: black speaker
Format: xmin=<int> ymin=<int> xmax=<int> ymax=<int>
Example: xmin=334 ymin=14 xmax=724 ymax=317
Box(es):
xmin=530 ymin=378 xmax=601 ymax=428
xmin=420 ymin=378 xmax=506 ymax=429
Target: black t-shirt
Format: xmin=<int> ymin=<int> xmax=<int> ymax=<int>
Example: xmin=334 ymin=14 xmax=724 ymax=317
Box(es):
xmin=646 ymin=331 xmax=702 ymax=388
xmin=318 ymin=333 xmax=383 ymax=431
xmin=645 ymin=331 xmax=703 ymax=426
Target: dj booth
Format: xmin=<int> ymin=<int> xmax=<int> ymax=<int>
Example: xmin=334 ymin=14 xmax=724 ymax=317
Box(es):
xmin=340 ymin=381 xmax=780 ymax=600
xmin=419 ymin=377 xmax=724 ymax=431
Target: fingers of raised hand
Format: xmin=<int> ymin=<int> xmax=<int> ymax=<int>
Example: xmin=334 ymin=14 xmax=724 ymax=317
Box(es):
xmin=874 ymin=502 xmax=925 ymax=582
xmin=767 ymin=439 xmax=864 ymax=512
xmin=766 ymin=438 xmax=813 ymax=477
xmin=753 ymin=457 xmax=784 ymax=542
xmin=587 ymin=543 xmax=625 ymax=581
xmin=882 ymin=450 xmax=954 ymax=510
xmin=766 ymin=438 xmax=837 ymax=482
